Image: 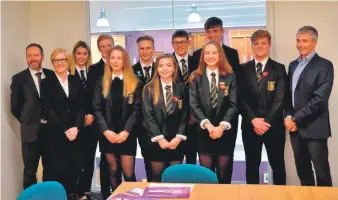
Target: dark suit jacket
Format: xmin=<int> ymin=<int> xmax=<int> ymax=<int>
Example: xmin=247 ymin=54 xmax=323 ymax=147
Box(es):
xmin=172 ymin=53 xmax=197 ymax=84
xmin=132 ymin=61 xmax=155 ymax=86
xmin=10 ymin=68 xmax=54 ymax=142
xmin=142 ymin=82 xmax=188 ymax=141
xmin=285 ymin=53 xmax=334 ymax=139
xmin=192 ymin=44 xmax=240 ymax=75
xmin=87 ymin=59 xmax=105 ymax=114
xmin=41 ymin=73 xmax=85 ymax=134
xmin=240 ymin=58 xmax=287 ymax=128
xmin=189 ymin=69 xmax=238 ymax=126
xmin=93 ymin=78 xmax=142 ymax=135
xmin=73 ymin=69 xmax=92 ymax=115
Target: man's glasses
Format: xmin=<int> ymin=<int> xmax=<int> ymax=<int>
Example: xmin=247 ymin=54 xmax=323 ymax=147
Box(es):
xmin=172 ymin=41 xmax=189 ymax=46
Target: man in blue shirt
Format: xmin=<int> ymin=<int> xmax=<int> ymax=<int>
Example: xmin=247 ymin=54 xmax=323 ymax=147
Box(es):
xmin=285 ymin=26 xmax=334 ymax=186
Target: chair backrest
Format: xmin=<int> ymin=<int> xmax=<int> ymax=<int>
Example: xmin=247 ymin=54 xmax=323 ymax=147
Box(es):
xmin=161 ymin=164 xmax=218 ymax=184
xmin=17 ymin=181 xmax=67 ymax=200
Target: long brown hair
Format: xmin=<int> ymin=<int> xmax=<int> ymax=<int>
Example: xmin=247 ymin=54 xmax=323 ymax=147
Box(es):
xmin=102 ymin=45 xmax=138 ymax=98
xmin=195 ymin=40 xmax=232 ymax=78
xmin=69 ymin=41 xmax=92 ymax=75
xmin=144 ymin=53 xmax=178 ymax=105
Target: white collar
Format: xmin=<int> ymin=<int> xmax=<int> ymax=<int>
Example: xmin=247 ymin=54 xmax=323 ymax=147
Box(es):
xmin=112 ymin=73 xmax=123 ymax=80
xmin=160 ymin=79 xmax=173 ymax=90
xmin=75 ymin=65 xmax=86 ymax=72
xmin=29 ymin=67 xmax=43 ymax=75
xmin=140 ymin=61 xmax=153 ymax=68
xmin=206 ymin=67 xmax=219 ymax=77
xmin=102 ymin=58 xmax=107 ymax=64
xmin=55 ymin=71 xmax=70 ymax=83
xmin=175 ymin=52 xmax=188 ymax=63
xmin=254 ymin=57 xmax=269 ymax=67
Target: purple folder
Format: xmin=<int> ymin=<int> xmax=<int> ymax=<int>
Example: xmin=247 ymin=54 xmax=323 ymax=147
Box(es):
xmin=108 ymin=193 xmax=158 ymax=200
xmin=142 ymin=186 xmax=190 ymax=198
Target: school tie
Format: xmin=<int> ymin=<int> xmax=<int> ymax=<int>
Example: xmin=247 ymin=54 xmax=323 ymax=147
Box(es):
xmin=256 ymin=62 xmax=263 ymax=83
xmin=35 ymin=72 xmax=42 ymax=97
xmin=210 ymin=72 xmax=218 ymax=109
xmin=180 ymin=59 xmax=188 ymax=81
xmin=80 ymin=69 xmax=87 ymax=92
xmin=165 ymin=85 xmax=173 ymax=114
xmin=143 ymin=66 xmax=151 ymax=82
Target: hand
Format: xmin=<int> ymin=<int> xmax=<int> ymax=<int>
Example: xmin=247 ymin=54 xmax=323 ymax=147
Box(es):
xmin=205 ymin=122 xmax=215 ymax=135
xmin=254 ymin=127 xmax=265 ymax=135
xmin=65 ymin=127 xmax=78 ymax=141
xmin=115 ymin=131 xmax=129 ymax=143
xmin=158 ymin=138 xmax=170 ymax=149
xmin=284 ymin=116 xmax=296 ymax=131
xmin=210 ymin=126 xmax=224 ymax=139
xmin=84 ymin=114 xmax=94 ymax=126
xmin=169 ymin=137 xmax=182 ymax=150
xmin=252 ymin=118 xmax=271 ymax=134
xmin=103 ymin=130 xmax=118 ymax=143
xmin=290 ymin=125 xmax=297 ymax=132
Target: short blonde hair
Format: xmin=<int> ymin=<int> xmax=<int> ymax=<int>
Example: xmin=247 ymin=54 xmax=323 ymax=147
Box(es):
xmin=50 ymin=48 xmax=70 ymax=63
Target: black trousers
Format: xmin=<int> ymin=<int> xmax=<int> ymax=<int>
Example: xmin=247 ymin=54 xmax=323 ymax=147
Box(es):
xmin=43 ymin=167 xmax=79 ymax=195
xmin=77 ymin=126 xmax=98 ymax=197
xmin=100 ymin=153 xmax=111 ymax=198
xmin=290 ymin=133 xmax=332 ymax=186
xmin=21 ymin=124 xmax=46 ymax=189
xmin=224 ymin=117 xmax=239 ymax=184
xmin=242 ymin=125 xmax=286 ymax=185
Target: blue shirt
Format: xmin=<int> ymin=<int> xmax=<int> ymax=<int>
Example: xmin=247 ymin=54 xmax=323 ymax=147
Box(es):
xmin=292 ymin=52 xmax=316 ymax=107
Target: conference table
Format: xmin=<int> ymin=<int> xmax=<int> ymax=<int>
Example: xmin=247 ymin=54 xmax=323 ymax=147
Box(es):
xmin=110 ymin=182 xmax=338 ymax=200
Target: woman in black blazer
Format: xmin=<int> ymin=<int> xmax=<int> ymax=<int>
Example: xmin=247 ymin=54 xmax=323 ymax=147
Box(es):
xmin=42 ymin=48 xmax=85 ymax=200
xmin=69 ymin=41 xmax=99 ymax=200
xmin=142 ymin=53 xmax=188 ymax=182
xmin=93 ymin=46 xmax=141 ymax=190
xmin=189 ymin=40 xmax=238 ymax=183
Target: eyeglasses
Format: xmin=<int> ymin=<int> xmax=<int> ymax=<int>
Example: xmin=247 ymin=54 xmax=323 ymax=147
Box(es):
xmin=53 ymin=58 xmax=68 ymax=64
xmin=172 ymin=41 xmax=189 ymax=46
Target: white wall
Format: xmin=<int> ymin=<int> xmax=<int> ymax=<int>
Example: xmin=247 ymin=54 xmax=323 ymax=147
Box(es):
xmin=267 ymin=1 xmax=338 ymax=186
xmin=1 ymin=2 xmax=31 ymax=200
xmin=1 ymin=1 xmax=89 ymax=199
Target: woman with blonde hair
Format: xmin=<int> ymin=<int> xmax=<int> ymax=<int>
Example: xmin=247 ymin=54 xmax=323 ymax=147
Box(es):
xmin=142 ymin=53 xmax=188 ymax=182
xmin=93 ymin=45 xmax=142 ymax=191
xmin=41 ymin=48 xmax=85 ymax=200
xmin=189 ymin=40 xmax=238 ymax=183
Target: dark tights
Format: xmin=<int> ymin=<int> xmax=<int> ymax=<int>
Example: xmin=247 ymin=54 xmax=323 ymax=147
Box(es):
xmin=150 ymin=160 xmax=182 ymax=182
xmin=199 ymin=154 xmax=231 ymax=183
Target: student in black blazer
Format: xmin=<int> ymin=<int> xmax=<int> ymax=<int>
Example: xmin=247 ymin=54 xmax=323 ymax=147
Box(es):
xmin=239 ymin=30 xmax=287 ymax=185
xmin=87 ymin=34 xmax=116 ymax=199
xmin=10 ymin=43 xmax=54 ymax=189
xmin=41 ymin=49 xmax=85 ymax=200
xmin=192 ymin=17 xmax=240 ymax=183
xmin=171 ymin=30 xmax=198 ymax=164
xmin=93 ymin=46 xmax=142 ymax=191
xmin=142 ymin=53 xmax=188 ymax=182
xmin=190 ymin=40 xmax=238 ymax=183
xmin=69 ymin=41 xmax=98 ymax=200
xmin=132 ymin=35 xmax=156 ymax=182
xmin=285 ymin=26 xmax=334 ymax=186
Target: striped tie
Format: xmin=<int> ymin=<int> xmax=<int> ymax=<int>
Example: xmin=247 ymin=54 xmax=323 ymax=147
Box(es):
xmin=80 ymin=70 xmax=87 ymax=92
xmin=165 ymin=85 xmax=173 ymax=114
xmin=256 ymin=62 xmax=263 ymax=83
xmin=210 ymin=72 xmax=217 ymax=109
xmin=181 ymin=59 xmax=188 ymax=81
xmin=144 ymin=66 xmax=151 ymax=83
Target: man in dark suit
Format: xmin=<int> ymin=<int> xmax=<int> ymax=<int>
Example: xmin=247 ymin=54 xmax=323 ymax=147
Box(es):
xmin=285 ymin=26 xmax=334 ymax=187
xmin=240 ymin=30 xmax=287 ymax=185
xmin=132 ymin=35 xmax=156 ymax=182
xmin=171 ymin=30 xmax=198 ymax=164
xmin=87 ymin=34 xmax=116 ymax=199
xmin=192 ymin=16 xmax=240 ymax=183
xmin=10 ymin=43 xmax=54 ymax=189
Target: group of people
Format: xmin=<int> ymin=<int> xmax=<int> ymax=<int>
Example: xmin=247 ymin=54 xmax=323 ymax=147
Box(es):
xmin=11 ymin=16 xmax=334 ymax=200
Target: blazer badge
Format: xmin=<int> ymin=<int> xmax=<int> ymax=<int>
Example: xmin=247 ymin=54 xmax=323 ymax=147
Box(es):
xmin=224 ymin=86 xmax=229 ymax=96
xmin=178 ymin=100 xmax=183 ymax=109
xmin=219 ymin=82 xmax=226 ymax=90
xmin=268 ymin=81 xmax=275 ymax=91
xmin=128 ymin=94 xmax=134 ymax=104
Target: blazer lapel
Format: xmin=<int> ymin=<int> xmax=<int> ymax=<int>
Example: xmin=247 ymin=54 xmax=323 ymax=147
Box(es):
xmin=25 ymin=69 xmax=39 ymax=98
xmin=295 ymin=53 xmax=318 ymax=89
xmin=216 ymin=75 xmax=226 ymax=115
xmin=159 ymin=84 xmax=167 ymax=118
xmin=248 ymin=60 xmax=259 ymax=93
xmin=258 ymin=58 xmax=272 ymax=93
xmin=134 ymin=62 xmax=145 ymax=81
xmin=171 ymin=84 xmax=178 ymax=112
xmin=202 ymin=69 xmax=211 ymax=114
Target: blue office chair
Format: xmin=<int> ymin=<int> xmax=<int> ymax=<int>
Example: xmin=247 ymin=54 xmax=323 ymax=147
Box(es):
xmin=161 ymin=164 xmax=218 ymax=184
xmin=17 ymin=181 xmax=67 ymax=200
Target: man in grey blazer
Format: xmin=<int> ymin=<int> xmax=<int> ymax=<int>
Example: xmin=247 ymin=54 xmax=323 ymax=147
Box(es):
xmin=285 ymin=26 xmax=334 ymax=186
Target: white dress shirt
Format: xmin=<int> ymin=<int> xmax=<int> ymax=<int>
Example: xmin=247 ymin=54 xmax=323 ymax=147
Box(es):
xmin=75 ymin=65 xmax=87 ymax=79
xmin=151 ymin=79 xmax=187 ymax=142
xmin=112 ymin=73 xmax=123 ymax=80
xmin=200 ymin=67 xmax=231 ymax=131
xmin=255 ymin=57 xmax=268 ymax=72
xmin=175 ymin=52 xmax=189 ymax=73
xmin=140 ymin=61 xmax=153 ymax=77
xmin=55 ymin=71 xmax=70 ymax=97
xmin=29 ymin=67 xmax=45 ymax=97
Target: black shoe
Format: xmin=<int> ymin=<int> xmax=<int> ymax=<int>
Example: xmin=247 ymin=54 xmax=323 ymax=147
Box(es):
xmin=86 ymin=192 xmax=99 ymax=200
